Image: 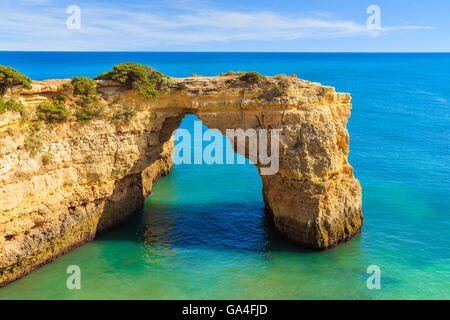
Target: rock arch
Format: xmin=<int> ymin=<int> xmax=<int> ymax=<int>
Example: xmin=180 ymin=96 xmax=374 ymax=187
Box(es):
xmin=148 ymin=77 xmax=363 ymax=250
xmin=0 ymin=76 xmax=362 ymax=286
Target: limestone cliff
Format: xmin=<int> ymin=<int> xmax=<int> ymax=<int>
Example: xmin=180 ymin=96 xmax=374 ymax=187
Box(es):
xmin=0 ymin=74 xmax=362 ymax=286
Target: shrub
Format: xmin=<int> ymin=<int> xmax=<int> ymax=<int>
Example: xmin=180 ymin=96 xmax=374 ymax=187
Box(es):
xmin=219 ymin=71 xmax=235 ymax=76
xmin=239 ymin=71 xmax=263 ymax=83
xmin=0 ymin=66 xmax=32 ymax=93
xmin=111 ymin=106 xmax=136 ymax=124
xmin=317 ymin=183 xmax=326 ymax=192
xmin=69 ymin=76 xmax=103 ymax=123
xmin=36 ymin=101 xmax=71 ymax=123
xmin=24 ymin=134 xmax=42 ymax=156
xmin=71 ymin=77 xmax=97 ymax=96
xmin=71 ymin=137 xmax=81 ymax=146
xmin=139 ymin=86 xmax=160 ymax=100
xmin=94 ymin=62 xmax=175 ymax=101
xmin=0 ymin=96 xmax=30 ymax=121
xmin=24 ymin=125 xmax=44 ymax=156
xmin=318 ymin=87 xmax=327 ymax=98
xmin=52 ymin=93 xmax=67 ymax=104
xmin=62 ymin=83 xmax=74 ymax=92
xmin=41 ymin=152 xmax=53 ymax=166
xmin=74 ymin=94 xmax=99 ymax=108
xmin=76 ymin=106 xmax=101 ymax=123
xmin=149 ymin=112 xmax=157 ymax=120
xmin=258 ymin=77 xmax=291 ymax=101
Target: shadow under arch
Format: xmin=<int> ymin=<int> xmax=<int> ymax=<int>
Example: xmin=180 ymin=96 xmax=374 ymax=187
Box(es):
xmin=143 ymin=114 xmax=275 ymax=252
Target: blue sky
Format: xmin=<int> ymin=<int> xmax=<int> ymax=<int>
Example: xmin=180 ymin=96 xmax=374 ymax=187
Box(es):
xmin=0 ymin=0 xmax=448 ymax=51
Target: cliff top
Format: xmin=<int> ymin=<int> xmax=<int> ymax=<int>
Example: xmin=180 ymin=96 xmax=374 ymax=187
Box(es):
xmin=26 ymin=74 xmax=326 ymax=93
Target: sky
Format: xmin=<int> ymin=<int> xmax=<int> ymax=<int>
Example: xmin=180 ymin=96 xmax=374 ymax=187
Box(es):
xmin=0 ymin=0 xmax=448 ymax=52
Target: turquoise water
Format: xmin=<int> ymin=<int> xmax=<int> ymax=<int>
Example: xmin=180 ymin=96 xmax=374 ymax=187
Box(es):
xmin=0 ymin=53 xmax=449 ymax=299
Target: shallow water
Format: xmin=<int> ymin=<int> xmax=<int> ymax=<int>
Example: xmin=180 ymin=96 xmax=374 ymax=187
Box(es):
xmin=0 ymin=52 xmax=449 ymax=299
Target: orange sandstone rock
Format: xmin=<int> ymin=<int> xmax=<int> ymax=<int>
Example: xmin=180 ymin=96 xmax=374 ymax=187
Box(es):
xmin=0 ymin=75 xmax=362 ymax=286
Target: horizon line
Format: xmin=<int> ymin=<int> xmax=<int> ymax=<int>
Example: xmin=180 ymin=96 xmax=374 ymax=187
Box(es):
xmin=1 ymin=51 xmax=449 ymax=53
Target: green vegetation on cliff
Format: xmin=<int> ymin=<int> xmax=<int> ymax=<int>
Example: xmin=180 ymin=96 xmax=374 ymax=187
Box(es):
xmin=41 ymin=152 xmax=54 ymax=166
xmin=0 ymin=66 xmax=32 ymax=93
xmin=75 ymin=105 xmax=102 ymax=123
xmin=110 ymin=106 xmax=136 ymax=124
xmin=0 ymin=96 xmax=30 ymax=121
xmin=94 ymin=62 xmax=175 ymax=100
xmin=36 ymin=93 xmax=71 ymax=123
xmin=238 ymin=71 xmax=263 ymax=83
xmin=0 ymin=66 xmax=32 ymax=121
xmin=258 ymin=75 xmax=291 ymax=101
xmin=219 ymin=71 xmax=236 ymax=76
xmin=71 ymin=76 xmax=97 ymax=97
xmin=24 ymin=123 xmax=46 ymax=156
xmin=36 ymin=102 xmax=71 ymax=123
xmin=67 ymin=77 xmax=102 ymax=123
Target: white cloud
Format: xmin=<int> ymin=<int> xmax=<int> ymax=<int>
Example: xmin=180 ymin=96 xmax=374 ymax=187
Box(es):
xmin=0 ymin=2 xmax=432 ymax=50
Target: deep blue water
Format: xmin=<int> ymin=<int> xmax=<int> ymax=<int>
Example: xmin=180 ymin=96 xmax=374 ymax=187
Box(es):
xmin=0 ymin=52 xmax=449 ymax=299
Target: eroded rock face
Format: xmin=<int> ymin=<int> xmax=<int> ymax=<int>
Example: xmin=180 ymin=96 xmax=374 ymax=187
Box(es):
xmin=0 ymin=75 xmax=362 ymax=286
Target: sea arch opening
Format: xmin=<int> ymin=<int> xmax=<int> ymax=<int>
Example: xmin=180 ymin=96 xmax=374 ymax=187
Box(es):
xmin=141 ymin=114 xmax=275 ymax=253
xmin=145 ymin=102 xmax=363 ymax=251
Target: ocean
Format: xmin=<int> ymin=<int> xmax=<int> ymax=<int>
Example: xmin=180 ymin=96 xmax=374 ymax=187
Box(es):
xmin=0 ymin=52 xmax=449 ymax=299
